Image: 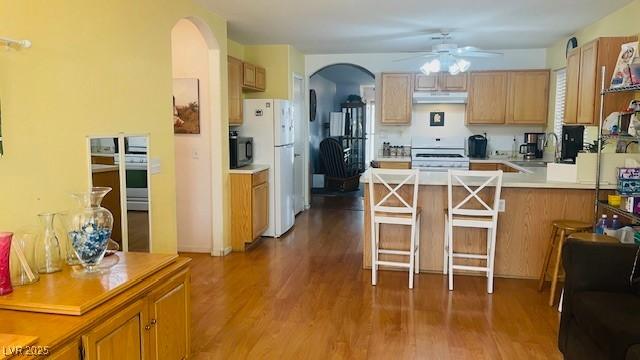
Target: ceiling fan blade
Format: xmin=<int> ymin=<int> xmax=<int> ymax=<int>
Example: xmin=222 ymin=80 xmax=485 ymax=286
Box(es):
xmin=455 ymin=46 xmax=503 ymax=57
xmin=393 ymin=53 xmax=438 ymax=62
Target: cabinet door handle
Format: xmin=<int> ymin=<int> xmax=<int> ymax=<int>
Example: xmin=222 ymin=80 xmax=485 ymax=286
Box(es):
xmin=150 ymin=319 xmax=157 ymax=325
xmin=145 ymin=324 xmax=151 ymax=330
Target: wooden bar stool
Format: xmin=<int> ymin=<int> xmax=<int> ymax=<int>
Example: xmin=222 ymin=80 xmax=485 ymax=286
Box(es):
xmin=537 ymin=220 xmax=592 ymax=306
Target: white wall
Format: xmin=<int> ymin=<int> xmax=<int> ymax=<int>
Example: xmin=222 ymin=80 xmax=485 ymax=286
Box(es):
xmin=171 ymin=19 xmax=213 ymax=253
xmin=378 ymin=104 xmax=544 ymax=154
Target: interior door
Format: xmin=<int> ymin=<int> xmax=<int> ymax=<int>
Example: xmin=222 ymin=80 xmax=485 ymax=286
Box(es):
xmin=292 ymin=75 xmax=305 ymax=214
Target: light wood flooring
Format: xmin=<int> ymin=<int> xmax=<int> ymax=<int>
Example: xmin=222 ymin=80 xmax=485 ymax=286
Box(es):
xmin=184 ymin=195 xmax=562 ymax=359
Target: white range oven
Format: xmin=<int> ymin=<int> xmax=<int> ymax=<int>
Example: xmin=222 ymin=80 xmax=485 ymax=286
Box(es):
xmin=411 ymin=137 xmax=470 ymax=171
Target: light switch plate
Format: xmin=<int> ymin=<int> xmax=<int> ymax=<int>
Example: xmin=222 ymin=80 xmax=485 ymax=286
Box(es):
xmin=498 ymin=199 xmax=506 ymax=212
xmin=150 ymin=158 xmax=161 ymax=175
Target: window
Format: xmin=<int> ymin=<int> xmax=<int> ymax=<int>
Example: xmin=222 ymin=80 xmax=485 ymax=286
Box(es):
xmin=553 ymin=68 xmax=567 ymax=139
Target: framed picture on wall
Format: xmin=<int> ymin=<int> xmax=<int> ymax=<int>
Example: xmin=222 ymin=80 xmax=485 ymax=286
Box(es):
xmin=173 ymin=78 xmax=200 ymax=134
xmin=430 ymin=112 xmax=445 ymax=127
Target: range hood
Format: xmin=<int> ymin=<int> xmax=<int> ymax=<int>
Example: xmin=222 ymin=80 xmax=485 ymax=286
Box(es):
xmin=413 ymin=91 xmax=468 ymax=104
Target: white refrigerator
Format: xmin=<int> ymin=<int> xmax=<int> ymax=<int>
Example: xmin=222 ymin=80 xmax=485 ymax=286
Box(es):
xmin=240 ymin=99 xmax=295 ymax=237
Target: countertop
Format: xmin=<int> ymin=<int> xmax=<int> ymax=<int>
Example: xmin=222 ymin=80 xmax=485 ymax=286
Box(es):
xmin=363 ymin=162 xmax=616 ymax=190
xmin=375 ymin=156 xmax=412 ymax=163
xmin=228 ymin=164 xmax=270 ymax=174
xmin=91 ymin=164 xmax=119 ymax=173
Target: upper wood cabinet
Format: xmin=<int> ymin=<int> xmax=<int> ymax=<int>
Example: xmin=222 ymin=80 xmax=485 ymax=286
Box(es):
xmin=381 ymin=73 xmax=413 ymax=124
xmin=506 ymin=70 xmax=550 ymax=125
xmin=565 ymin=36 xmax=637 ymax=125
xmin=564 ymin=48 xmax=581 ymax=124
xmin=228 ymin=56 xmax=243 ymax=125
xmin=414 ymin=74 xmax=438 ymax=91
xmin=414 ymin=73 xmax=467 ymax=91
xmin=466 ymin=71 xmax=509 ymax=124
xmin=242 ymin=62 xmax=266 ymax=92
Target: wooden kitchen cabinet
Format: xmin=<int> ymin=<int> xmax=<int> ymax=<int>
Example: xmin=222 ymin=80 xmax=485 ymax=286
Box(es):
xmin=377 ymin=160 xmax=412 ymax=169
xmin=506 ymin=70 xmax=550 ymax=125
xmin=414 ymin=74 xmax=438 ymax=91
xmin=565 ymin=37 xmax=637 ymax=125
xmin=148 ymin=269 xmax=191 ymax=360
xmin=231 ymin=169 xmax=270 ymax=251
xmin=469 ymin=162 xmax=498 ymax=171
xmin=414 ymin=73 xmax=467 ymax=91
xmin=242 ymin=62 xmax=266 ymax=92
xmin=466 ymin=71 xmax=509 ymax=124
xmin=255 ymin=66 xmax=266 ymax=91
xmin=564 ymin=48 xmax=581 ymax=124
xmin=381 ymin=73 xmax=413 ymax=124
xmin=228 ymin=56 xmax=244 ymax=125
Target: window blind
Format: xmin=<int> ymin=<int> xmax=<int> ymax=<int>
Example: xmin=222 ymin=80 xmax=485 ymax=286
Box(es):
xmin=553 ymin=68 xmax=567 ymax=139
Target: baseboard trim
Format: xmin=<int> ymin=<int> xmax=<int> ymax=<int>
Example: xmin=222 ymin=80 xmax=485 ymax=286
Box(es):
xmin=177 ymin=245 xmax=211 ymax=253
xmin=210 ymin=246 xmax=232 ymax=257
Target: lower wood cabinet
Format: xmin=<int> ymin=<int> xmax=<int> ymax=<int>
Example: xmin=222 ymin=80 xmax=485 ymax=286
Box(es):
xmin=469 ymin=162 xmax=519 ymax=173
xmin=231 ymin=169 xmax=269 ymax=251
xmin=80 ymin=268 xmax=191 ymax=360
xmin=377 ymin=161 xmax=411 ymax=169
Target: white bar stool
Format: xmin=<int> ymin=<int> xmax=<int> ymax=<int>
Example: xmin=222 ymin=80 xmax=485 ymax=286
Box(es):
xmin=443 ymin=169 xmax=503 ymax=293
xmin=368 ymin=168 xmax=421 ymax=289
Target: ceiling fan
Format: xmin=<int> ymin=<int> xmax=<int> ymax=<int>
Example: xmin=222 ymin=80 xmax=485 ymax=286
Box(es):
xmin=396 ymin=31 xmax=503 ymax=75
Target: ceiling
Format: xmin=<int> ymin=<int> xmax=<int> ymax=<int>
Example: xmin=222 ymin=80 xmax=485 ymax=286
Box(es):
xmin=312 ymin=64 xmax=375 ymax=85
xmin=198 ymin=0 xmax=633 ymax=54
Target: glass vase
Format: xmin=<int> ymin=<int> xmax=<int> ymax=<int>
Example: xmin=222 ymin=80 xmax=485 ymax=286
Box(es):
xmin=9 ymin=232 xmax=39 ymax=286
xmin=67 ymin=187 xmax=114 ymax=273
xmin=35 ymin=213 xmax=63 ymax=274
xmin=0 ymin=232 xmax=13 ymax=295
xmin=56 ymin=212 xmax=80 ymax=265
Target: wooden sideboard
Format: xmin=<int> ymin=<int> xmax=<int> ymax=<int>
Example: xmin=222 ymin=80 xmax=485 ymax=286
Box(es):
xmin=0 ymin=253 xmax=191 ymax=360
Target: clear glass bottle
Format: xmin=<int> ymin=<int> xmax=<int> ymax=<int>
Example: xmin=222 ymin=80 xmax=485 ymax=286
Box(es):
xmin=57 ymin=211 xmax=80 ymax=265
xmin=35 ymin=213 xmax=62 ymax=274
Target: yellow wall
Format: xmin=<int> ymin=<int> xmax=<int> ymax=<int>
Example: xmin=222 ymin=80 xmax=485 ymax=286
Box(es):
xmin=0 ymin=0 xmax=231 ymax=254
xmin=227 ymin=39 xmax=245 ymax=60
xmin=547 ymin=0 xmax=640 ymax=70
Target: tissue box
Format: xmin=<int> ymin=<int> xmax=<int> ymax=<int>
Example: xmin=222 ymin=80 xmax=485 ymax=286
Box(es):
xmin=618 ymin=167 xmax=640 ymax=179
xmin=618 ymin=179 xmax=640 ymax=195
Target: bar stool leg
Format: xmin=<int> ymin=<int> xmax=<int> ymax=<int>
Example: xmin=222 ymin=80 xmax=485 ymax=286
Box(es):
xmin=443 ymin=215 xmax=448 ymax=275
xmin=549 ymin=228 xmax=567 ymax=306
xmin=538 ymin=226 xmax=558 ymax=291
xmin=371 ymin=221 xmax=379 ymax=286
xmin=448 ymin=219 xmax=454 ymax=291
xmin=415 ymin=214 xmax=421 ymax=274
xmin=409 ymin=220 xmax=416 ymax=289
xmin=487 ymin=226 xmax=497 ymax=294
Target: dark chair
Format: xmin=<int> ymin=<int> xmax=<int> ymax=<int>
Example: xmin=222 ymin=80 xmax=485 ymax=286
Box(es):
xmin=559 ymin=239 xmax=640 ymax=360
xmin=319 ymin=137 xmax=360 ymax=192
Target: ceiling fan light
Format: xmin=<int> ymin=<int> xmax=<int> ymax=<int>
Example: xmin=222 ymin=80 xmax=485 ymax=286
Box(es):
xmin=456 ymin=59 xmax=471 ymax=72
xmin=420 ymin=62 xmax=431 ymax=75
xmin=429 ymin=59 xmax=441 ymax=73
xmin=449 ymin=63 xmax=460 ymax=75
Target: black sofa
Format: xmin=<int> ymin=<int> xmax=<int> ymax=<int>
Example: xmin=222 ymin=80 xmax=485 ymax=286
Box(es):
xmin=559 ymin=239 xmax=640 ymax=360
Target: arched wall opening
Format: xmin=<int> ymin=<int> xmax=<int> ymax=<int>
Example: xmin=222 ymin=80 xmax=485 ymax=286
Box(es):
xmin=170 ymin=17 xmax=224 ymax=254
xmin=308 ymin=63 xmax=375 ymax=196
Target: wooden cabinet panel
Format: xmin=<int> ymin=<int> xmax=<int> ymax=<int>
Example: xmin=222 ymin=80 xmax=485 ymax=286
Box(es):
xmin=564 ymin=48 xmax=581 ymax=124
xmin=414 ymin=74 xmax=438 ymax=91
xmin=48 ymin=341 xmax=81 ymax=360
xmin=506 ymin=70 xmax=550 ymax=125
xmin=228 ymin=56 xmax=243 ymax=125
xmin=577 ymin=40 xmax=598 ymax=125
xmin=440 ymin=73 xmax=467 ymax=91
xmin=469 ymin=163 xmax=498 ymax=171
xmin=243 ymin=63 xmax=256 ymax=88
xmin=498 ymin=163 xmax=519 ymax=173
xmin=148 ymin=270 xmax=190 ymax=360
xmin=255 ymin=66 xmax=266 ymax=91
xmin=466 ymin=72 xmax=508 ymax=124
xmin=82 ymin=300 xmax=148 ymax=360
xmin=252 ymin=182 xmax=269 ymax=240
xmin=377 ymin=161 xmax=411 ymax=169
xmin=231 ymin=170 xmax=270 ymax=251
xmin=381 ymin=73 xmax=413 ymax=124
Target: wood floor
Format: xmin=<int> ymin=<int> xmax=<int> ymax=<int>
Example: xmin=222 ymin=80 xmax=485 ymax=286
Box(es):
xmin=184 ymin=195 xmax=562 ymax=359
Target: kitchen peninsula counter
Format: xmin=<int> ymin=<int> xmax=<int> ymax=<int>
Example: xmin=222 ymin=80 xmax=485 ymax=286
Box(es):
xmin=363 ymin=167 xmax=611 ymax=279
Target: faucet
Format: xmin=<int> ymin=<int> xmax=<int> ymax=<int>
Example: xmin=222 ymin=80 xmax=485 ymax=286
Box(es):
xmin=544 ymin=133 xmax=561 ymax=163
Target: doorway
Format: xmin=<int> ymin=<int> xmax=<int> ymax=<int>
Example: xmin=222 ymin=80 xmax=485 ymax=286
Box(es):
xmin=170 ymin=18 xmax=224 ymax=254
xmin=308 ymin=64 xmax=375 ymax=199
xmin=292 ymin=74 xmax=306 ymax=215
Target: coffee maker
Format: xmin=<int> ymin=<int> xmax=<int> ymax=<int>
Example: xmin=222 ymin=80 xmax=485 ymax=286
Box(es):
xmin=519 ymin=132 xmax=546 ymax=160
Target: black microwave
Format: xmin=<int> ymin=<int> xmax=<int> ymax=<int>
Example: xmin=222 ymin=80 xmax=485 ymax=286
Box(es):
xmin=229 ymin=132 xmax=253 ymax=169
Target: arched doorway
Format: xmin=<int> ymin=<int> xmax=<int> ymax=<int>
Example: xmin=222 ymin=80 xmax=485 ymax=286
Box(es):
xmin=309 ymin=63 xmax=375 ymax=198
xmin=170 ymin=17 xmax=225 ymax=255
